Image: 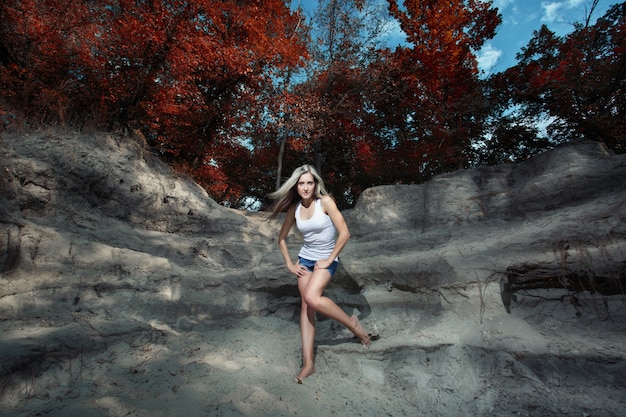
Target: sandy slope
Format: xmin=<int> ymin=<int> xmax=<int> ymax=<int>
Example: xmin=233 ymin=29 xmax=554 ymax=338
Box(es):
xmin=2 ymin=286 xmax=624 ymax=417
xmin=0 ymin=131 xmax=624 ymax=416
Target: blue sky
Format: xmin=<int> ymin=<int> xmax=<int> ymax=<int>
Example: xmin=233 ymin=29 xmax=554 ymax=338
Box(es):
xmin=477 ymin=0 xmax=613 ymax=74
xmin=291 ymin=0 xmax=613 ymax=75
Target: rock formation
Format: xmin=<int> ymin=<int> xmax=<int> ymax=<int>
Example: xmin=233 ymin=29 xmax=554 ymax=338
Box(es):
xmin=1 ymin=131 xmax=624 ymax=416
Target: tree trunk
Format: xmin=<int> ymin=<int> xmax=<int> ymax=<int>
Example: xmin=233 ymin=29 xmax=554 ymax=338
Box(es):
xmin=500 ymin=262 xmax=626 ymax=313
xmin=276 ymin=136 xmax=286 ymax=191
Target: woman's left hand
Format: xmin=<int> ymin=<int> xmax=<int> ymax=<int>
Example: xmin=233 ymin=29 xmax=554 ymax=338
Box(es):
xmin=314 ymin=259 xmax=331 ymax=270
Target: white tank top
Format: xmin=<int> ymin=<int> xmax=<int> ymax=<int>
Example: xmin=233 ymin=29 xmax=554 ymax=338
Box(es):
xmin=295 ymin=198 xmax=337 ymax=261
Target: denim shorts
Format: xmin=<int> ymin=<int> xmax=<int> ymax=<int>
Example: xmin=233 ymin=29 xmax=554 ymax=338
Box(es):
xmin=298 ymin=257 xmax=339 ymax=276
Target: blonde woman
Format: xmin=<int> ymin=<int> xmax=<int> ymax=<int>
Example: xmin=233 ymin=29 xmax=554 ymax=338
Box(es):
xmin=268 ymin=165 xmax=371 ymax=384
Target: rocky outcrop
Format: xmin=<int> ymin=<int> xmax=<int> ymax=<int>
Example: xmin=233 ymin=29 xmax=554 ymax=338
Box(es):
xmin=1 ymin=133 xmax=625 ymax=321
xmin=1 ymin=131 xmax=624 ymax=417
xmin=343 ymin=141 xmax=626 ymax=299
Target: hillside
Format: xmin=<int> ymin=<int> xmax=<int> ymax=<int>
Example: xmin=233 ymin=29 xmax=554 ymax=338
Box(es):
xmin=1 ymin=131 xmax=625 ymax=417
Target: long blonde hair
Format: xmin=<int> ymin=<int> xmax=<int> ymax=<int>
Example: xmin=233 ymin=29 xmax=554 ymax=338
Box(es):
xmin=268 ymin=164 xmax=329 ymax=220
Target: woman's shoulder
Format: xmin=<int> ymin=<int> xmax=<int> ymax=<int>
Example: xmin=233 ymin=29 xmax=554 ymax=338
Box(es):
xmin=290 ymin=200 xmax=303 ymax=214
xmin=287 ymin=201 xmax=299 ymax=214
xmin=319 ymin=195 xmax=338 ymax=212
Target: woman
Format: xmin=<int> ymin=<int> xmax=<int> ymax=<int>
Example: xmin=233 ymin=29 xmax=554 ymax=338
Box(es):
xmin=268 ymin=164 xmax=371 ymax=384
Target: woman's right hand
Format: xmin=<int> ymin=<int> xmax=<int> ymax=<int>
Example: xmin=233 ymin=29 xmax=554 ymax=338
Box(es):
xmin=289 ymin=260 xmax=309 ymax=278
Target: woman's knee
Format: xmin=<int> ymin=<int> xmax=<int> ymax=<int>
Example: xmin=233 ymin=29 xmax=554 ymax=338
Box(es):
xmin=302 ymin=292 xmax=320 ymax=310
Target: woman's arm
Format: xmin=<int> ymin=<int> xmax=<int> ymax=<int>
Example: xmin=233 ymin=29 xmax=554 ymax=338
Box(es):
xmin=317 ymin=195 xmax=350 ymax=269
xmin=278 ymin=204 xmax=299 ymax=275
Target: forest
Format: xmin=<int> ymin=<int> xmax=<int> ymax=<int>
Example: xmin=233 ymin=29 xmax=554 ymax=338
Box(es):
xmin=0 ymin=0 xmax=624 ymax=210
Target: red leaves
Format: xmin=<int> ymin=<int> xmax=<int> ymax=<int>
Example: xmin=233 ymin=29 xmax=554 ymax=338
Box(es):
xmin=0 ymin=0 xmax=308 ymax=205
xmin=492 ymin=4 xmax=625 ymax=152
xmin=8 ymin=0 xmax=620 ymax=210
xmin=367 ymin=0 xmax=501 ymax=181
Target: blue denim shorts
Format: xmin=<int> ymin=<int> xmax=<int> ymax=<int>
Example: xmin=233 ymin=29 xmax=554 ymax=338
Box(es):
xmin=298 ymin=257 xmax=339 ymax=276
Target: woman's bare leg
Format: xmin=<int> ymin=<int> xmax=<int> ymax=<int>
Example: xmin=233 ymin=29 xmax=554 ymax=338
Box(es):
xmin=302 ymin=269 xmax=371 ymax=347
xmin=294 ymin=269 xmax=372 ymax=383
xmin=296 ymin=272 xmax=316 ymax=383
xmin=296 ymin=301 xmax=316 ymax=383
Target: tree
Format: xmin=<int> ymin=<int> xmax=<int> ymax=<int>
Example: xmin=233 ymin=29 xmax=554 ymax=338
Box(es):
xmin=234 ymin=0 xmax=503 ymax=209
xmin=0 ymin=0 xmax=102 ymax=124
xmin=373 ymin=0 xmax=501 ymax=181
xmin=487 ymin=2 xmax=625 ymax=154
xmin=0 ymin=0 xmax=310 ymax=206
xmin=249 ymin=0 xmax=393 ymax=208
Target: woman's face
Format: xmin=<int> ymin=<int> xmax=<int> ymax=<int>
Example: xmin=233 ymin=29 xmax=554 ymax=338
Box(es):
xmin=297 ymin=172 xmax=315 ymax=200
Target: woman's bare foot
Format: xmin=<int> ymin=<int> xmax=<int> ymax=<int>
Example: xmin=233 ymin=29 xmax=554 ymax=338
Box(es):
xmin=295 ymin=364 xmax=315 ymax=384
xmin=350 ymin=315 xmax=371 ymax=347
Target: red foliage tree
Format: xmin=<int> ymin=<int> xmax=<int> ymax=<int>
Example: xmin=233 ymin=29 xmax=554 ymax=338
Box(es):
xmin=0 ymin=0 xmax=309 ymax=206
xmin=0 ymin=0 xmax=101 ymax=124
xmin=375 ymin=0 xmax=501 ymax=180
xmin=247 ymin=0 xmax=501 ymax=209
xmin=249 ymin=0 xmax=391 ymax=208
xmin=488 ymin=3 xmax=625 ymax=154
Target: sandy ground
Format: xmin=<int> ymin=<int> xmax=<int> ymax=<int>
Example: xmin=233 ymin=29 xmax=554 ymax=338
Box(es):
xmin=1 ymin=133 xmax=625 ymax=417
xmin=1 ymin=284 xmax=624 ymax=417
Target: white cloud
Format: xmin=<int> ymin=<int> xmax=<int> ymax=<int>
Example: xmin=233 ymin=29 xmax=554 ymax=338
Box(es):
xmin=541 ymin=0 xmax=589 ymax=24
xmin=477 ymin=43 xmax=503 ymax=74
xmin=382 ymin=19 xmax=407 ymax=48
xmin=541 ymin=1 xmax=564 ymax=23
xmin=567 ymin=0 xmax=585 ymax=7
xmin=493 ymin=0 xmax=520 ymax=27
xmin=493 ymin=0 xmax=516 ymax=10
